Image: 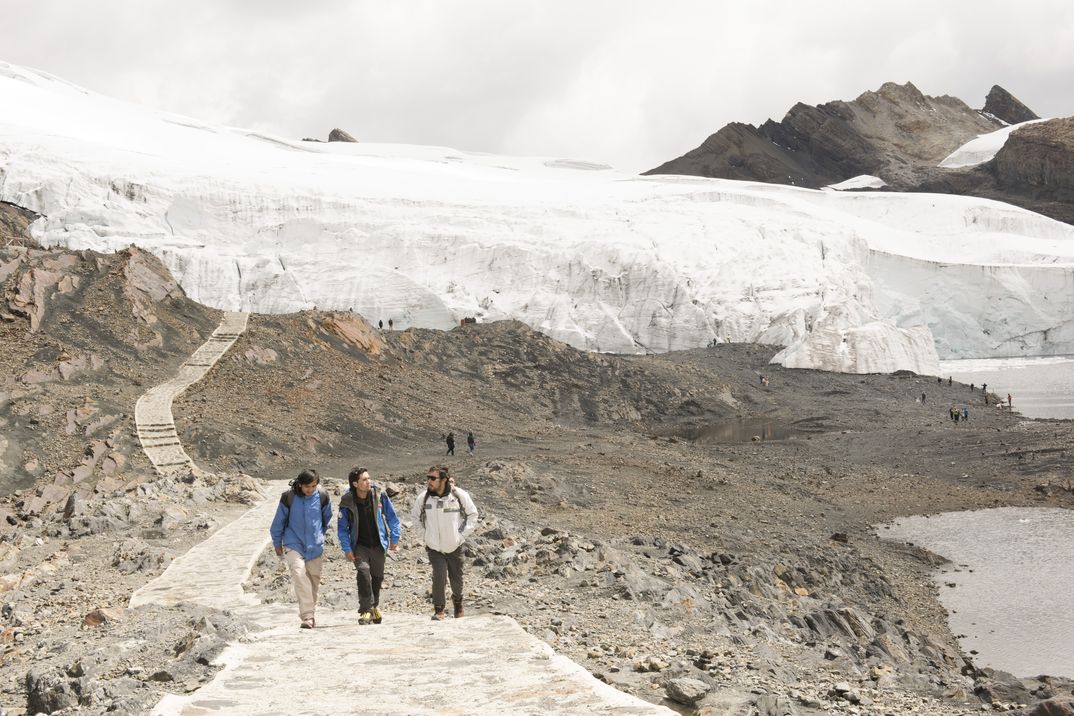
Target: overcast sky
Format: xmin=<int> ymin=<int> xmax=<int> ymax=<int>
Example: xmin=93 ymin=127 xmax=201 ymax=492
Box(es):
xmin=3 ymin=0 xmax=1072 ymax=172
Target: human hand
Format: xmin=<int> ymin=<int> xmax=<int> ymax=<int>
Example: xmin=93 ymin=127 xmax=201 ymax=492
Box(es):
xmin=346 ymin=552 xmax=355 ymax=562
xmin=274 ymin=546 xmax=283 ymax=557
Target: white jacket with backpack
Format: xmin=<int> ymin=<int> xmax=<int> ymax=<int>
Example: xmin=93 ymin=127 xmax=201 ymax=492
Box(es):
xmin=411 ymin=486 xmax=479 ymax=554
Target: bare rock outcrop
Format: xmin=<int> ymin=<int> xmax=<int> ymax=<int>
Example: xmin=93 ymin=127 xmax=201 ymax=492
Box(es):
xmin=646 ymin=81 xmax=999 ymax=188
xmin=0 ymin=200 xmax=38 ymax=248
xmin=983 ymin=85 xmax=1039 ymax=125
xmin=994 ymin=117 xmax=1074 ymax=199
xmin=328 ymin=128 xmax=358 ymax=143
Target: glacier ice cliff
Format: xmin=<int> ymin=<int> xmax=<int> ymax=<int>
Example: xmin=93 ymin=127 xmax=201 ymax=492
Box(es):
xmin=2 ymin=60 xmax=1073 ymax=374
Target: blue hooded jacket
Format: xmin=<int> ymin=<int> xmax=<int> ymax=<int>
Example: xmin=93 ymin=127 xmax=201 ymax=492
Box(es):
xmin=337 ymin=484 xmax=401 ymax=555
xmin=270 ymin=490 xmax=333 ymax=561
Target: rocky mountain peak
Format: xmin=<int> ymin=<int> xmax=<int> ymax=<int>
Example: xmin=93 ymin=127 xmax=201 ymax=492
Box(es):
xmin=983 ymin=85 xmax=1040 ymax=125
xmin=328 ymin=128 xmax=358 ymax=143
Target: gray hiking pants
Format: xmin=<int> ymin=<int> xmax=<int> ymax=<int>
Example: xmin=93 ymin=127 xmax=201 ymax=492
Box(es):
xmin=354 ymin=544 xmax=386 ymax=613
xmin=427 ymin=546 xmax=464 ymax=610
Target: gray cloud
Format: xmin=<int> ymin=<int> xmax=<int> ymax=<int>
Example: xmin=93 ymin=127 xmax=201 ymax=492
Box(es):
xmin=3 ymin=0 xmax=1071 ymax=172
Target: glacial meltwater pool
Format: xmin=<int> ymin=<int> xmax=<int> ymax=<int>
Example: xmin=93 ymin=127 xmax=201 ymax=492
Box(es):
xmin=880 ymin=507 xmax=1074 ymax=679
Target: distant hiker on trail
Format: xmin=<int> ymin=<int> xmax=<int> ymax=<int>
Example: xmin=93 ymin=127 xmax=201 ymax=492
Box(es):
xmin=269 ymin=469 xmax=333 ymax=630
xmin=412 ymin=466 xmax=479 ymax=620
xmin=921 ymin=392 xmax=926 ymax=404
xmin=445 ymin=432 xmax=455 ymax=456
xmin=388 ymin=318 xmax=394 ymax=330
xmin=1008 ymin=393 xmax=1013 ymax=408
xmin=970 ymin=383 xmax=975 ymax=391
xmin=466 ymin=431 xmax=476 ymax=456
xmin=378 ymin=319 xmax=383 ymax=330
xmin=338 ymin=467 xmax=401 ymax=626
xmin=962 ymin=406 xmax=969 ymax=422
xmin=948 ymin=377 xmax=953 ymax=386
xmin=937 ymin=376 xmax=942 ymax=384
xmin=982 ymin=383 xmax=987 ymax=393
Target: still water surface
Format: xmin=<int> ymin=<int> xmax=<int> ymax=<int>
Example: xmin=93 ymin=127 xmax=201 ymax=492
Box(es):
xmin=939 ymin=356 xmax=1074 ymax=419
xmin=881 ymin=507 xmax=1074 ymax=678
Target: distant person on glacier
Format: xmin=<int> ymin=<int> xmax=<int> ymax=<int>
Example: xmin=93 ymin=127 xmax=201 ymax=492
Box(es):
xmin=466 ymin=431 xmax=476 ymax=456
xmin=445 ymin=432 xmax=455 ymax=456
xmin=378 ymin=319 xmax=383 ymax=330
xmin=961 ymin=405 xmax=969 ymax=422
xmin=920 ymin=392 xmax=926 ymax=404
xmin=388 ymin=318 xmax=394 ymax=330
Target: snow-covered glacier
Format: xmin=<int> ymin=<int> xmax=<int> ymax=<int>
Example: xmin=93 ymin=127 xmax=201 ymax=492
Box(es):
xmin=2 ymin=61 xmax=1073 ymax=374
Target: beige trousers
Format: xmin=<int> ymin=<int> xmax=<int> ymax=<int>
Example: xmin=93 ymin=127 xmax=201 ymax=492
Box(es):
xmin=283 ymin=548 xmax=323 ymax=620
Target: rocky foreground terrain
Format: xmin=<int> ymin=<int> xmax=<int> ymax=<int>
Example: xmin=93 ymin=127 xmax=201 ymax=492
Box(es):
xmin=647 ymin=83 xmax=1074 ymax=225
xmin=2 ymin=241 xmax=1074 ymax=715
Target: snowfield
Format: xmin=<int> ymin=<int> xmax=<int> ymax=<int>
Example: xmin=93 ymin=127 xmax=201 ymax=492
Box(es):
xmin=2 ymin=61 xmax=1073 ymax=374
xmin=938 ymin=118 xmax=1049 ymax=169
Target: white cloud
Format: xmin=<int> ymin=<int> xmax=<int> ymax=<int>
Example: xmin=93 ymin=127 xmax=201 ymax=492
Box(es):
xmin=2 ymin=0 xmax=1071 ymax=172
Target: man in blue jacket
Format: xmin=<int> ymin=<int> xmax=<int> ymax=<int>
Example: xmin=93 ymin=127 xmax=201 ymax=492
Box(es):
xmin=338 ymin=466 xmax=401 ymax=625
xmin=270 ymin=469 xmax=333 ymax=629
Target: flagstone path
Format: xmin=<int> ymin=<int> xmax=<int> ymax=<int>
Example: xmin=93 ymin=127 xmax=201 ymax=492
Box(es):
xmin=131 ymin=311 xmax=672 ymax=715
xmin=134 ymin=311 xmax=249 ymax=476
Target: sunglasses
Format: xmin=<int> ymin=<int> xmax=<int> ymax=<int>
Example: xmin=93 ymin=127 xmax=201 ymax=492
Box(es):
xmin=426 ymin=475 xmax=443 ymax=481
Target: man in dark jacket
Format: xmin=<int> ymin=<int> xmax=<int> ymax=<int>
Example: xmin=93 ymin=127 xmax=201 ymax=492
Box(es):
xmin=338 ymin=467 xmax=401 ymax=625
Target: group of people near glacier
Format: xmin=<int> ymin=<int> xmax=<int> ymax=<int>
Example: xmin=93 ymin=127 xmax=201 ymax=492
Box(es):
xmin=269 ymin=465 xmax=479 ymax=629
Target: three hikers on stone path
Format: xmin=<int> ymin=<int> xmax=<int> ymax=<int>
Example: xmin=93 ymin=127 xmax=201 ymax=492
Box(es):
xmin=269 ymin=464 xmax=479 ymax=628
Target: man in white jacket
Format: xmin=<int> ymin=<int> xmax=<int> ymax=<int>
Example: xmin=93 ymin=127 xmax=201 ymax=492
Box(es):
xmin=411 ymin=465 xmax=479 ymax=620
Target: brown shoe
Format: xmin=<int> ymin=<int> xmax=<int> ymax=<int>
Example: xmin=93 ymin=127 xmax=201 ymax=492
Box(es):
xmin=431 ymin=609 xmax=447 ymax=621
xmin=300 ymin=618 xmax=314 ymax=629
xmin=453 ymin=604 xmax=464 ymax=618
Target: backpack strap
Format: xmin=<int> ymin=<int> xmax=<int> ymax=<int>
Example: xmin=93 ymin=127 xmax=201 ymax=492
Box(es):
xmin=280 ymin=489 xmax=329 ymax=514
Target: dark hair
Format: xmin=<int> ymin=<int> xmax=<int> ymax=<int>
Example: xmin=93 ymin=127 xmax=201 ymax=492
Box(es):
xmin=348 ymin=467 xmax=369 ymax=489
xmin=289 ymin=469 xmax=319 ymax=494
xmin=426 ymin=465 xmax=449 ymax=480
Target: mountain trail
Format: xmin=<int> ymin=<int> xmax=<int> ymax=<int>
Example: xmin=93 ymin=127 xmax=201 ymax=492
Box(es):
xmin=134 ymin=311 xmax=249 ymax=476
xmin=129 ymin=310 xmax=670 ymax=714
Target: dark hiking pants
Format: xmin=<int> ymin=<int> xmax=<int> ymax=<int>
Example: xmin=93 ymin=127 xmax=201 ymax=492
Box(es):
xmin=427 ymin=546 xmax=464 ymax=611
xmin=354 ymin=545 xmax=386 ymax=613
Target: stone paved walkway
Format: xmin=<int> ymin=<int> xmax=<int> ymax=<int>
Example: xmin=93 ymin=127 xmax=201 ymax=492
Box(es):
xmin=134 ymin=311 xmax=249 ymax=476
xmin=130 ymin=311 xmax=671 ymax=715
xmin=137 ymin=495 xmax=671 ymax=715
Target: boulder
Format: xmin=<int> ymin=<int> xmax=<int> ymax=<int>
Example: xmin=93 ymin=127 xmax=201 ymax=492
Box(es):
xmin=1024 ymin=697 xmax=1074 ymax=716
xmin=328 ymin=128 xmax=358 ymax=143
xmin=666 ymin=677 xmax=710 ymax=705
xmin=975 ymin=668 xmax=1032 ymax=705
xmin=25 ymin=666 xmax=83 ymax=712
xmin=82 ymin=606 xmax=127 ymax=628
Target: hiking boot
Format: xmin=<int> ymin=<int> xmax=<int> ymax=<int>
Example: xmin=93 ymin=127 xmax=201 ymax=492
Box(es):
xmin=358 ymin=611 xmax=373 ymax=625
xmin=431 ymin=609 xmax=447 ymax=621
xmin=371 ymin=607 xmax=382 ymax=624
xmin=300 ymin=618 xmax=314 ymax=629
xmin=453 ymin=603 xmax=464 ymax=618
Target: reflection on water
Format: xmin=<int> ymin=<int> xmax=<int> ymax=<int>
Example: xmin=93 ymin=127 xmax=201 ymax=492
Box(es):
xmin=674 ymin=418 xmax=801 ymax=444
xmin=880 ymin=507 xmax=1074 ymax=678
